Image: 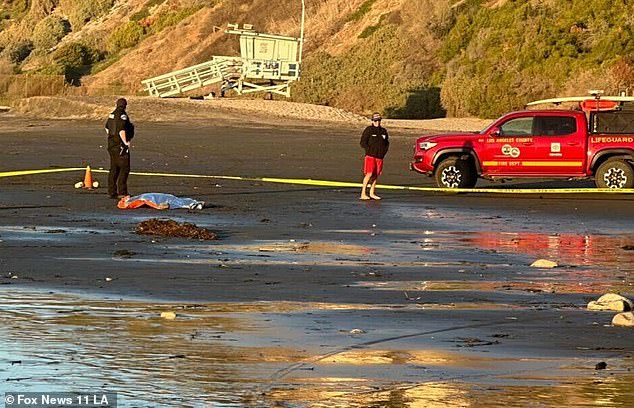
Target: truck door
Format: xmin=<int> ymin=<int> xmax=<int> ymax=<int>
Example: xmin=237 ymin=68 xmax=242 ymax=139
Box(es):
xmin=481 ymin=116 xmax=534 ymax=175
xmin=530 ymin=115 xmax=585 ymax=175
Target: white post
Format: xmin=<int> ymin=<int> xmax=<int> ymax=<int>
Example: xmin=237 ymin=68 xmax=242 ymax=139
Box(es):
xmin=299 ymin=0 xmax=305 ymax=63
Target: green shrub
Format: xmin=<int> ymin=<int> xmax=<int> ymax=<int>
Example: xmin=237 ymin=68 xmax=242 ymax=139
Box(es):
xmin=4 ymin=0 xmax=28 ymax=17
xmin=347 ymin=0 xmax=377 ymax=23
xmin=130 ymin=9 xmax=150 ymax=23
xmin=107 ymin=21 xmax=145 ymax=52
xmin=358 ymin=13 xmax=389 ymax=39
xmin=292 ymin=51 xmax=342 ymax=106
xmin=293 ymin=25 xmax=441 ymax=117
xmin=438 ymin=13 xmax=475 ymax=63
xmin=437 ymin=0 xmax=634 ymax=117
xmin=72 ymin=33 xmax=106 ymax=57
xmin=32 ymin=15 xmax=70 ymax=50
xmin=52 ymin=42 xmax=98 ymax=82
xmin=53 ymin=42 xmax=95 ymax=68
xmin=7 ymin=40 xmax=33 ymax=63
xmin=358 ymin=24 xmax=379 ymax=39
xmin=34 ymin=63 xmax=66 ymax=76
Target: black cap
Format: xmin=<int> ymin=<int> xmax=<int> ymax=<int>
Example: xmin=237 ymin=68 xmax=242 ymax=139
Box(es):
xmin=116 ymin=98 xmax=127 ymax=109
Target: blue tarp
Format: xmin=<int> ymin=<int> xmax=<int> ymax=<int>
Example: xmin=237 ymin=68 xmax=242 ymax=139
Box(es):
xmin=118 ymin=193 xmax=204 ymax=210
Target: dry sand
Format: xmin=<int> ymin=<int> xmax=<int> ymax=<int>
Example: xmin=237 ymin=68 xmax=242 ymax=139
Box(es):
xmin=11 ymin=95 xmax=492 ymax=132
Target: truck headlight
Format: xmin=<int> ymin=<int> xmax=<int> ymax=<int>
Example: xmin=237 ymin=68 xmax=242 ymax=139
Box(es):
xmin=419 ymin=141 xmax=437 ymax=150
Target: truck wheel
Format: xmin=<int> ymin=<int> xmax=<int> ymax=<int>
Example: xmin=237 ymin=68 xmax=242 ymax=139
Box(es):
xmin=595 ymin=159 xmax=634 ymax=189
xmin=435 ymin=157 xmax=477 ymax=189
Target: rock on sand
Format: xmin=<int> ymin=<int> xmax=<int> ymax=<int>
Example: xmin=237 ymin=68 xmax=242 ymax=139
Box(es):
xmin=587 ymin=293 xmax=633 ymax=312
xmin=612 ymin=312 xmax=634 ymax=327
xmin=530 ymin=259 xmax=558 ymax=268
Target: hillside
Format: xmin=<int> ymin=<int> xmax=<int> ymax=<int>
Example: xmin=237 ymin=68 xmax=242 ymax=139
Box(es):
xmin=1 ymin=0 xmax=633 ymax=118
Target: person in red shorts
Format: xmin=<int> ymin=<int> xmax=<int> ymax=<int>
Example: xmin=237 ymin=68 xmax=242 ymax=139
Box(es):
xmin=360 ymin=112 xmax=389 ymax=200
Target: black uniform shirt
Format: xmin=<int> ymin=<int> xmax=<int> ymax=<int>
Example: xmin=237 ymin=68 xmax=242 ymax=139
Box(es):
xmin=360 ymin=125 xmax=389 ymax=159
xmin=105 ymin=108 xmax=132 ymax=150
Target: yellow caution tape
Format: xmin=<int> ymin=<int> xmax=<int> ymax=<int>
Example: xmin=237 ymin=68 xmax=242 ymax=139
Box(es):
xmin=126 ymin=171 xmax=634 ymax=194
xmin=2 ymin=167 xmax=634 ymax=194
xmin=0 ymin=168 xmax=85 ymax=177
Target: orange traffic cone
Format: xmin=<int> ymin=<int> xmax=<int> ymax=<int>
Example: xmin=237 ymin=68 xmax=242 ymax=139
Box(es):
xmin=83 ymin=165 xmax=94 ymax=189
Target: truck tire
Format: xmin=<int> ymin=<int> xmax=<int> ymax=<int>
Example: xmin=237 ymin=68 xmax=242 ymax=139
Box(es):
xmin=595 ymin=159 xmax=634 ymax=189
xmin=435 ymin=157 xmax=477 ymax=189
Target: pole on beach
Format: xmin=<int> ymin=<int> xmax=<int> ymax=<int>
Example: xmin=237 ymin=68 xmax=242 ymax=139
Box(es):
xmin=299 ymin=0 xmax=305 ymax=64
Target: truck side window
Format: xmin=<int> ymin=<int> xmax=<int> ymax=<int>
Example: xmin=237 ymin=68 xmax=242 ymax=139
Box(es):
xmin=499 ymin=117 xmax=533 ymax=136
xmin=534 ymin=116 xmax=577 ymax=136
xmin=593 ymin=111 xmax=634 ymax=134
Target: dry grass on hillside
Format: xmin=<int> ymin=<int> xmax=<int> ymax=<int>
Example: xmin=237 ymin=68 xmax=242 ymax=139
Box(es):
xmin=86 ymin=0 xmax=405 ymax=92
xmin=319 ymin=0 xmax=403 ymax=55
xmin=266 ymin=0 xmax=366 ymax=53
xmin=84 ymin=6 xmax=226 ymax=93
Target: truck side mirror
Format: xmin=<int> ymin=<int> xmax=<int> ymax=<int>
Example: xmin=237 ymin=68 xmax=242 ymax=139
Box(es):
xmin=490 ymin=127 xmax=501 ymax=137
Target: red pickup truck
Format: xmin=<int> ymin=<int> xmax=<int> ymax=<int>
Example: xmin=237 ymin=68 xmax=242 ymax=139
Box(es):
xmin=411 ymin=98 xmax=634 ymax=189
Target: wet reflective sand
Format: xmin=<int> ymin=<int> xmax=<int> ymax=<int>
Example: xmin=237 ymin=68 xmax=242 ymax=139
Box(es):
xmin=2 ymin=288 xmax=633 ymax=407
xmin=2 ymin=212 xmax=634 ymax=407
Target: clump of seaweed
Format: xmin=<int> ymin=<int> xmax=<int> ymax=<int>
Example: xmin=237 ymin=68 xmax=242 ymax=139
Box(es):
xmin=136 ymin=219 xmax=217 ymax=240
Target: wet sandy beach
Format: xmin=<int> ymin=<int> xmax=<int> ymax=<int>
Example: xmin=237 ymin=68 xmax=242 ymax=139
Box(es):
xmin=1 ymin=113 xmax=633 ymax=407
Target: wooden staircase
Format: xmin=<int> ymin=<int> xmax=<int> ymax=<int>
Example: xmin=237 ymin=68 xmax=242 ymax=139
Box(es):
xmin=141 ymin=57 xmax=241 ymax=97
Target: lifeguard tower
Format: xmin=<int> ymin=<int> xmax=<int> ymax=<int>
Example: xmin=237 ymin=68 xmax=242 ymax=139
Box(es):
xmin=141 ymin=22 xmax=304 ymax=98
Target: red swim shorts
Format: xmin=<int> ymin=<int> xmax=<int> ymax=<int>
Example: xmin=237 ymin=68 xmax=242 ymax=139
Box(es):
xmin=363 ymin=155 xmax=383 ymax=176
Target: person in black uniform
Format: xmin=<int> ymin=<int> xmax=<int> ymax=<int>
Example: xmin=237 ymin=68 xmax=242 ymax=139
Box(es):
xmin=105 ymin=98 xmax=134 ymax=199
xmin=359 ymin=112 xmax=389 ymax=200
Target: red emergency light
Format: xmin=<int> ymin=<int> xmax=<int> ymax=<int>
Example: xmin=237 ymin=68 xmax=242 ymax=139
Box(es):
xmin=580 ymin=99 xmax=619 ymax=112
